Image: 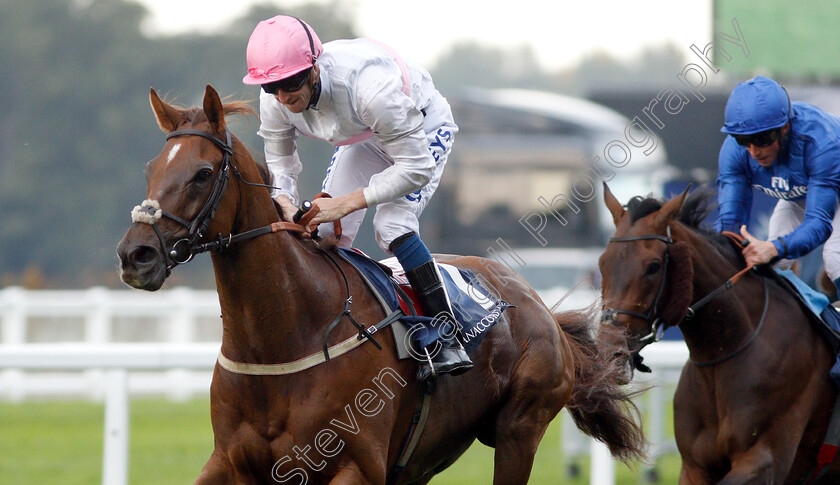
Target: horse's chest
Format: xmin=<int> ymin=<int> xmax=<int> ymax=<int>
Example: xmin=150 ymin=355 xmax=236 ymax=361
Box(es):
xmin=218 ymin=381 xmax=390 ymax=476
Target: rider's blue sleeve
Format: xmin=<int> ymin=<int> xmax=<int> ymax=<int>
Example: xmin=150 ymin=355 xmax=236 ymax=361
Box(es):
xmin=774 ymin=150 xmax=840 ymax=259
xmin=715 ymin=138 xmax=753 ymax=233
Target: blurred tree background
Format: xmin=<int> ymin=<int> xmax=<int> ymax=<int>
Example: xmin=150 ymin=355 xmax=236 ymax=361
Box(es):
xmin=0 ymin=0 xmax=687 ymax=289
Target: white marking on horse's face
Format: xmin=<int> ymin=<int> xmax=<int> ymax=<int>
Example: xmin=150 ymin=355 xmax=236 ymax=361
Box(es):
xmin=167 ymin=143 xmax=182 ymax=165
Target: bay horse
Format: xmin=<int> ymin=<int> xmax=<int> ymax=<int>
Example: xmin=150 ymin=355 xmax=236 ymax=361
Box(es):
xmin=116 ymin=85 xmax=645 ymax=484
xmin=598 ymin=183 xmax=840 ymax=484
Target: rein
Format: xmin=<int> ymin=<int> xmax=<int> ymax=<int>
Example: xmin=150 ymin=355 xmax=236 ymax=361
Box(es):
xmin=132 ymin=127 xmax=382 ymax=375
xmin=687 ymin=231 xmax=768 ymax=367
xmin=684 ymin=233 xmax=754 ymax=320
xmin=689 ymin=274 xmax=769 ymax=367
xmin=603 ymin=226 xmax=769 ymax=367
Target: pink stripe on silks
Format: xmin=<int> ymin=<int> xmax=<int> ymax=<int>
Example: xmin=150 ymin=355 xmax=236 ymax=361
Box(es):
xmin=297 ymin=129 xmax=374 ymax=146
xmin=335 ymin=130 xmax=376 ymax=146
xmin=366 ymin=38 xmax=412 ymax=97
xmin=333 ymin=39 xmax=412 ymax=147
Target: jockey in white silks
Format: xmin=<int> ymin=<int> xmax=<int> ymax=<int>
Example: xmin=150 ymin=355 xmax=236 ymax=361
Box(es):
xmin=242 ymin=15 xmax=470 ymax=381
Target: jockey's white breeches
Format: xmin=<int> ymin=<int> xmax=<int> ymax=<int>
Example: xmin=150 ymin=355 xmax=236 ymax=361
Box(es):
xmin=768 ymin=198 xmax=840 ymax=282
xmin=317 ymin=120 xmax=458 ymax=252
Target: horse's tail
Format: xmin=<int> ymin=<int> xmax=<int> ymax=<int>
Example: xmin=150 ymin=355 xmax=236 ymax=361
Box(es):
xmin=555 ymin=306 xmax=648 ymax=463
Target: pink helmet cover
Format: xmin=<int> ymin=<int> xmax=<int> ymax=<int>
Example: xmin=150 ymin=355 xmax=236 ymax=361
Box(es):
xmin=243 ymin=15 xmax=323 ymax=85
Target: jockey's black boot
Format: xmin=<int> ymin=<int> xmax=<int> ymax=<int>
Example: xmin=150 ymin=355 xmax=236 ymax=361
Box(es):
xmin=404 ymin=260 xmax=473 ymax=381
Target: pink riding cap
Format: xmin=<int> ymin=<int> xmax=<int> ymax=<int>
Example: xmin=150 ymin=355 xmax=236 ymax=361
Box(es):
xmin=242 ymin=15 xmax=323 ymax=85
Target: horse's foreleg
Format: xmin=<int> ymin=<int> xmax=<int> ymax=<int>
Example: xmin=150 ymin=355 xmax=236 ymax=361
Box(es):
xmin=717 ymin=446 xmax=777 ymax=485
xmin=327 ymin=464 xmax=373 ymax=485
xmin=678 ymin=462 xmax=715 ymax=485
xmin=193 ymin=451 xmax=235 ymax=485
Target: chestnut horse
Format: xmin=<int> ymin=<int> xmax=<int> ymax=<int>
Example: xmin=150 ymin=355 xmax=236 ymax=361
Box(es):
xmin=598 ymin=184 xmax=840 ymax=484
xmin=116 ymin=85 xmax=644 ymax=484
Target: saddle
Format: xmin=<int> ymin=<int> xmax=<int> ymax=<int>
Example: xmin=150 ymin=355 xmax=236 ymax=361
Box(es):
xmin=286 ymin=199 xmax=508 ymax=359
xmin=772 ymin=269 xmax=840 ymax=382
xmin=336 ymin=247 xmax=510 ymax=358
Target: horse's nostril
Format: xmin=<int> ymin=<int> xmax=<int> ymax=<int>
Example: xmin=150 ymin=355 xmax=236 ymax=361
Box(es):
xmin=131 ymin=245 xmax=159 ymax=266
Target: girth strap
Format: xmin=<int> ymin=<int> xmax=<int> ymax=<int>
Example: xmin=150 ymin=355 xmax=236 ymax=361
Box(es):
xmin=386 ymin=385 xmax=434 ymax=484
xmin=217 ymin=335 xmax=368 ymax=375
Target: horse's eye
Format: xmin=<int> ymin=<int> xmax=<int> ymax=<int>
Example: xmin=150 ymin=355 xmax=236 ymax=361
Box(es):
xmin=644 ymin=261 xmax=662 ymax=276
xmin=194 ymin=168 xmax=213 ymax=184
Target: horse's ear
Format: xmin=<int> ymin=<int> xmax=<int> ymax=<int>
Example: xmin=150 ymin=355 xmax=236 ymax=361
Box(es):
xmin=149 ymin=88 xmax=183 ymax=133
xmin=655 ymin=185 xmax=691 ymax=226
xmin=603 ymin=182 xmax=626 ymax=226
xmin=203 ymin=85 xmax=226 ymax=133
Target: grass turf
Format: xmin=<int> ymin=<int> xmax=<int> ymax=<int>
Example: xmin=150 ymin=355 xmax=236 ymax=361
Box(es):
xmin=0 ymin=398 xmax=680 ymax=484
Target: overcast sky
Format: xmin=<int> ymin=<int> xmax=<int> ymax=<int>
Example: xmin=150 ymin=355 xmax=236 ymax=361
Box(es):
xmin=134 ymin=0 xmax=713 ymax=70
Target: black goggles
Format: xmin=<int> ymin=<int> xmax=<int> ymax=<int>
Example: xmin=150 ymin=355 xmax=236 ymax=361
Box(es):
xmin=733 ymin=128 xmax=780 ymax=148
xmin=261 ymin=68 xmax=312 ymax=95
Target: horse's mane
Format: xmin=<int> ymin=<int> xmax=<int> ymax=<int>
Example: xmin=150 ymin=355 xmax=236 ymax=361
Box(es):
xmin=164 ymin=98 xmax=256 ymax=124
xmin=168 ymin=99 xmax=272 ymax=187
xmin=625 ymin=187 xmax=737 ymax=258
xmin=625 ymin=188 xmax=713 ymax=229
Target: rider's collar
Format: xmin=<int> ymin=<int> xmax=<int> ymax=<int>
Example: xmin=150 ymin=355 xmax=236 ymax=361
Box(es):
xmin=307 ymin=74 xmax=323 ymax=110
xmin=780 ymin=128 xmax=792 ymax=154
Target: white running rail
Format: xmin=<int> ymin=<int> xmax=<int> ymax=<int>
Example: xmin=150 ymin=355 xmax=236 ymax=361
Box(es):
xmin=0 ymin=343 xmax=218 ymax=485
xmin=0 ymin=287 xmax=690 ymax=485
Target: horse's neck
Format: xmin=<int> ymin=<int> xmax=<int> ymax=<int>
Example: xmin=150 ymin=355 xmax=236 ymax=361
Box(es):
xmin=210 ymin=193 xmax=337 ymax=364
xmin=680 ymin=231 xmax=764 ymax=358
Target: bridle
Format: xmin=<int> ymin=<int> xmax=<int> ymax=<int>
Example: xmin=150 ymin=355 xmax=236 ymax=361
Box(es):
xmin=131 ymin=128 xmax=308 ymax=271
xmin=164 ymin=128 xmax=234 ymax=267
xmin=131 ymin=126 xmax=384 ymax=370
xmin=602 ymin=226 xmax=769 ymax=368
xmin=601 ymin=225 xmax=674 ymax=345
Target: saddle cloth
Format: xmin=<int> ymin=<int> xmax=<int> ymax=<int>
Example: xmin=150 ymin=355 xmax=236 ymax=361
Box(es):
xmin=337 ymin=248 xmax=510 ymax=357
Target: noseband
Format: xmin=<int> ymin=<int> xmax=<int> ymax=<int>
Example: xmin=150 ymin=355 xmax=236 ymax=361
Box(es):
xmin=602 ymin=225 xmax=674 ymax=345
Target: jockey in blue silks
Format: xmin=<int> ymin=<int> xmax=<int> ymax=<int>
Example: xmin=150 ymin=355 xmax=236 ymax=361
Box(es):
xmin=716 ymin=76 xmax=840 ymax=300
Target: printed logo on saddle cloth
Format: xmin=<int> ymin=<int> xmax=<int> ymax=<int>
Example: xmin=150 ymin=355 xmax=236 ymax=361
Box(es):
xmin=381 ymin=258 xmax=511 ymax=354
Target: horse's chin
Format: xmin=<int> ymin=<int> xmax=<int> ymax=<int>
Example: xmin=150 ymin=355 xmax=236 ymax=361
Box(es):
xmin=597 ymin=318 xmax=636 ymax=384
xmin=120 ymin=264 xmax=168 ymax=291
xmin=618 ymin=359 xmax=635 ymax=385
xmin=609 ymin=348 xmax=635 ymax=385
